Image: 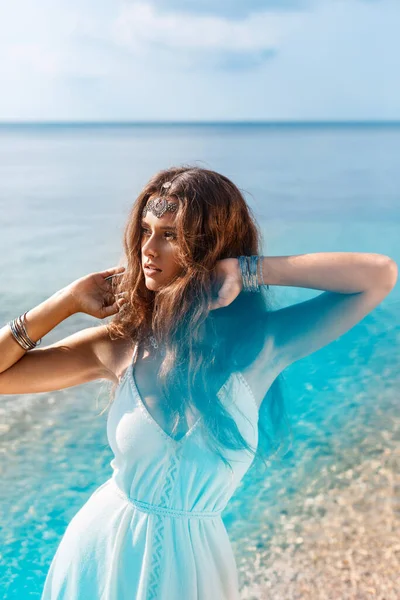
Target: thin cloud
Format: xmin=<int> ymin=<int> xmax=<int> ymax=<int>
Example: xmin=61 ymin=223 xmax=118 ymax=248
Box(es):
xmin=143 ymin=0 xmax=311 ymax=18
xmin=111 ymin=2 xmax=303 ymax=62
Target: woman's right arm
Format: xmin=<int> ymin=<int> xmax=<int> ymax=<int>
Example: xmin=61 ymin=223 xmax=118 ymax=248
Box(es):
xmin=0 ymin=266 xmax=126 ymax=395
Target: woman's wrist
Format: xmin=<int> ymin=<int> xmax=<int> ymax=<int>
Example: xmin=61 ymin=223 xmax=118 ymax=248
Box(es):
xmin=1 ymin=287 xmax=78 ymax=372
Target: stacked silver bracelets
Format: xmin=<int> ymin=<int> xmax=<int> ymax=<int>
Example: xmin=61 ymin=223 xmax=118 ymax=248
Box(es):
xmin=8 ymin=311 xmax=42 ymax=351
xmin=238 ymin=255 xmax=263 ymax=292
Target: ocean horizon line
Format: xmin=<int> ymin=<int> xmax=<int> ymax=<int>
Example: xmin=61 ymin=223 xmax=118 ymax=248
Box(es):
xmin=1 ymin=119 xmax=400 ymax=128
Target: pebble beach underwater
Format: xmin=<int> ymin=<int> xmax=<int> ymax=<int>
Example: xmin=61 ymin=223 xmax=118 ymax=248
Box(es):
xmin=0 ymin=122 xmax=399 ymax=599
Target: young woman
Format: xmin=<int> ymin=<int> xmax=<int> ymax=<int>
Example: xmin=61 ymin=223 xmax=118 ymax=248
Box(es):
xmin=0 ymin=166 xmax=397 ymax=600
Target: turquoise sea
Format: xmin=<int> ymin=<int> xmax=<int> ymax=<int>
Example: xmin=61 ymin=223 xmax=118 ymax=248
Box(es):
xmin=0 ymin=123 xmax=399 ymax=598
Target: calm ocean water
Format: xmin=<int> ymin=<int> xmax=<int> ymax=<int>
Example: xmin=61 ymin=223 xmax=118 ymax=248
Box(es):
xmin=0 ymin=123 xmax=399 ymax=598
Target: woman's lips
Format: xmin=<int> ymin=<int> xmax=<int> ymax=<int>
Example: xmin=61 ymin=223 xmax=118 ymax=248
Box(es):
xmin=144 ymin=266 xmax=162 ymax=275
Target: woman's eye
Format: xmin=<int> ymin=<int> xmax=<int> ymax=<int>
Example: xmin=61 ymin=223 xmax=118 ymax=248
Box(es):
xmin=141 ymin=227 xmax=176 ymax=240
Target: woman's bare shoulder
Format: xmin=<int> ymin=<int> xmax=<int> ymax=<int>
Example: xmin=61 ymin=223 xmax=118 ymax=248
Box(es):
xmin=94 ymin=324 xmax=136 ymax=384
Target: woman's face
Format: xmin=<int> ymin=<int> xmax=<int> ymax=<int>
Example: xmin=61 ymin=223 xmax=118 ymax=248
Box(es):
xmin=140 ymin=195 xmax=182 ymax=291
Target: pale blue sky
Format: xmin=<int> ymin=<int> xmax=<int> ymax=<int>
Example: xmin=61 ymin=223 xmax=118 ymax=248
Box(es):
xmin=0 ymin=0 xmax=399 ymax=121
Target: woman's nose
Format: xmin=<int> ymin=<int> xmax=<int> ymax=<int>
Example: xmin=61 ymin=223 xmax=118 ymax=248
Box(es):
xmin=143 ymin=236 xmax=158 ymax=255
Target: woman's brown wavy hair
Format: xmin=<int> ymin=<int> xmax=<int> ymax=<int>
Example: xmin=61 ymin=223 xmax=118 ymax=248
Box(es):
xmin=103 ymin=165 xmax=292 ymax=474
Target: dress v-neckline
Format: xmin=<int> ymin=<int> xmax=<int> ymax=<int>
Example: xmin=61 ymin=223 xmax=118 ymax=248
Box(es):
xmin=128 ymin=342 xmax=202 ymax=446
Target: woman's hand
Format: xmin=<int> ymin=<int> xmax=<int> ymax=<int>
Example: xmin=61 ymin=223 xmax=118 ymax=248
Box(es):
xmin=209 ymin=258 xmax=242 ymax=311
xmin=63 ymin=266 xmax=127 ymax=318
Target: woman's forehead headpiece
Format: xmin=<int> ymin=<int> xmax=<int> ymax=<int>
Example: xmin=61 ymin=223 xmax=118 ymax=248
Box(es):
xmin=142 ymin=181 xmax=179 ymax=219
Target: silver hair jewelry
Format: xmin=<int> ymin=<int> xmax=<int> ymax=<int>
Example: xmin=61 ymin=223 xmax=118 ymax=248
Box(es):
xmin=8 ymin=311 xmax=42 ymax=350
xmin=142 ymin=198 xmax=178 ymax=219
xmin=238 ymin=256 xmax=263 ymax=292
xmin=142 ymin=181 xmax=178 ymax=219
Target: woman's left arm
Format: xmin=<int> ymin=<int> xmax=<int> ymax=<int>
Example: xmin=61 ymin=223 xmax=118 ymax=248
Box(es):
xmin=261 ymin=252 xmax=398 ymax=369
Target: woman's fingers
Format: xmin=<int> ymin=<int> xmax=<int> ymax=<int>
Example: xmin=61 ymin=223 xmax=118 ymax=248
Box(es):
xmin=102 ymin=294 xmax=127 ymax=316
xmin=101 ymin=266 xmax=126 ymax=279
xmin=102 ymin=301 xmax=121 ymax=317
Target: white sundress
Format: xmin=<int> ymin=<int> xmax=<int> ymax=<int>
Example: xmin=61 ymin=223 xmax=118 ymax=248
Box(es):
xmin=41 ymin=342 xmax=260 ymax=599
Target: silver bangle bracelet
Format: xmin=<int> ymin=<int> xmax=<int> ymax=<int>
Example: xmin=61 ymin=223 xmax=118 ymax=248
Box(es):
xmin=7 ymin=311 xmax=42 ymax=351
xmin=257 ymin=255 xmax=263 ymax=287
xmin=238 ymin=256 xmax=262 ymax=293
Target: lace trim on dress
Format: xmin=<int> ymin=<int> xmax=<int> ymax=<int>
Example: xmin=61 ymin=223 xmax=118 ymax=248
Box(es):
xmin=236 ymin=372 xmax=259 ymax=414
xmin=147 ymin=445 xmax=181 ymax=600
